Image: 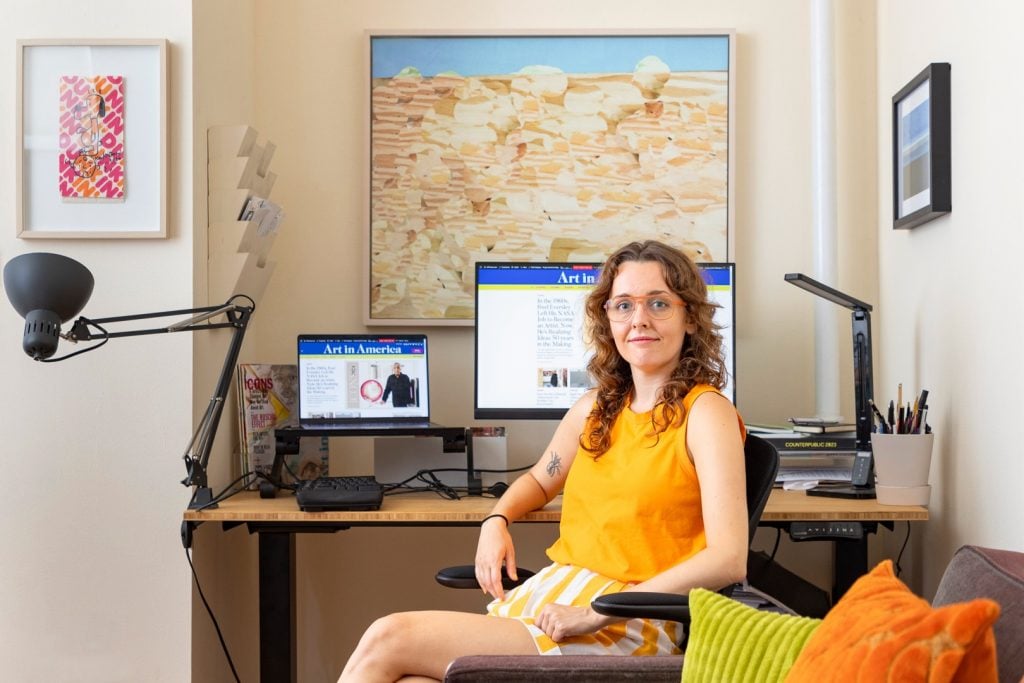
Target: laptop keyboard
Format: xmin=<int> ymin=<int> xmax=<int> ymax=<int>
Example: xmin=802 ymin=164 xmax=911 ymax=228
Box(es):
xmin=294 ymin=475 xmax=384 ymax=512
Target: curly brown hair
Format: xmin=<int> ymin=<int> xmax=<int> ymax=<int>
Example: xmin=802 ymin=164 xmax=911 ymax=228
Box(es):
xmin=580 ymin=240 xmax=727 ymax=456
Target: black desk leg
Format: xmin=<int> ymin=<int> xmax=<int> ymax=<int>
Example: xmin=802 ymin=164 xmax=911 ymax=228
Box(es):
xmin=833 ymin=537 xmax=868 ymax=602
xmin=259 ymin=532 xmax=296 ymax=683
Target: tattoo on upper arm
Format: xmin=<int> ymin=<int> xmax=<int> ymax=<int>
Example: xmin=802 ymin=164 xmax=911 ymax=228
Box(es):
xmin=546 ymin=451 xmax=562 ymax=477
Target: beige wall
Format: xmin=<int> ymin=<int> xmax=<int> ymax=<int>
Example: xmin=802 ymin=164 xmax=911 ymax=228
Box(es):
xmin=16 ymin=1 xmax=1022 ymax=681
xmin=876 ymin=0 xmax=1024 ymax=593
xmin=192 ymin=1 xmax=880 ymax=680
xmin=0 ymin=1 xmax=194 ymax=681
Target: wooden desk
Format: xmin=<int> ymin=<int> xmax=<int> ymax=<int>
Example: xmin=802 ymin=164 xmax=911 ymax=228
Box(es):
xmin=184 ymin=489 xmax=927 ymax=682
xmin=762 ymin=488 xmax=928 ymax=522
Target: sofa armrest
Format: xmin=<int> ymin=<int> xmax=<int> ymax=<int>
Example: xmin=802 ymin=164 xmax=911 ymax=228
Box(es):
xmin=444 ymin=655 xmax=683 ymax=682
xmin=933 ymin=545 xmax=1024 ymax=683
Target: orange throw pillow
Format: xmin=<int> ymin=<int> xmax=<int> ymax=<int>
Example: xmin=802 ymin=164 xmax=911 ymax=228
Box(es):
xmin=785 ymin=559 xmax=1000 ymax=683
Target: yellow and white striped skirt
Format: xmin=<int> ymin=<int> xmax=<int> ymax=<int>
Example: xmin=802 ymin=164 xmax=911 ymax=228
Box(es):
xmin=486 ymin=562 xmax=684 ymax=656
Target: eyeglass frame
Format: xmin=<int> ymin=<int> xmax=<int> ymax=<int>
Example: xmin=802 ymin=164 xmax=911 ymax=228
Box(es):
xmin=603 ymin=295 xmax=687 ymax=322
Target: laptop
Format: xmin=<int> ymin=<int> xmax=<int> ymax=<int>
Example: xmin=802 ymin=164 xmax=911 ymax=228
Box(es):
xmin=296 ymin=333 xmax=443 ymax=432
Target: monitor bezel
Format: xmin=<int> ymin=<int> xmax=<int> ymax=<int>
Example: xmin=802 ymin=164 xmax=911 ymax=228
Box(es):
xmin=473 ymin=261 xmax=736 ymax=421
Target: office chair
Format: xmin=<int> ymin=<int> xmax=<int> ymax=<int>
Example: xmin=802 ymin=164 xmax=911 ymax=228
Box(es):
xmin=436 ymin=433 xmax=783 ymax=638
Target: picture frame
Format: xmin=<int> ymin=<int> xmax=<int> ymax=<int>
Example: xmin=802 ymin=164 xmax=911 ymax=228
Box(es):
xmin=365 ymin=30 xmax=735 ymax=325
xmin=892 ymin=62 xmax=950 ymax=230
xmin=16 ymin=38 xmax=168 ymax=239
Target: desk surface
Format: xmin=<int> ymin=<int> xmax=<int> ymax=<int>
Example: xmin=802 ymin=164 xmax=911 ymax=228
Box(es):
xmin=183 ymin=489 xmax=928 ymax=524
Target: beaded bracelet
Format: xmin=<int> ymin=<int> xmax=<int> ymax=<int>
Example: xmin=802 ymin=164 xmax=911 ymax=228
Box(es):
xmin=481 ymin=513 xmax=510 ymax=527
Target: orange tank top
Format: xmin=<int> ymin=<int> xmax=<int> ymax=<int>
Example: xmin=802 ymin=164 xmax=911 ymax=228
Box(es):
xmin=546 ymin=384 xmax=742 ymax=583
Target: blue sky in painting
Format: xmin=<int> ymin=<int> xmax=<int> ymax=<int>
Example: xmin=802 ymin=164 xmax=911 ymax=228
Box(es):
xmin=370 ymin=35 xmax=728 ymax=78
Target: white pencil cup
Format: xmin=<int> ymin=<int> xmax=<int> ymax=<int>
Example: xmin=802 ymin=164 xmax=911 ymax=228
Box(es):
xmin=871 ymin=432 xmax=934 ymax=505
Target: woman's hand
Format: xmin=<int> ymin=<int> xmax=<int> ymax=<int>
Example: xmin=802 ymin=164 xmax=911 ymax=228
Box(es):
xmin=535 ymin=603 xmax=610 ymax=642
xmin=474 ymin=517 xmax=517 ymax=600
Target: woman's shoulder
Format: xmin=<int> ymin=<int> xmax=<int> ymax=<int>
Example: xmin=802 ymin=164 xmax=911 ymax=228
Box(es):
xmin=570 ymin=388 xmax=599 ymax=414
xmin=553 ymin=389 xmax=598 ymax=438
xmin=682 ymin=383 xmax=723 ymax=408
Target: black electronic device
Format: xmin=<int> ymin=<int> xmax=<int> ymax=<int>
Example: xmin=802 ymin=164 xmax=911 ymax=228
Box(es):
xmin=850 ymin=451 xmax=874 ymax=486
xmin=786 ymin=273 xmax=876 ymax=499
xmin=294 ymin=475 xmax=384 ymax=512
xmin=807 ymin=449 xmax=876 ymax=498
xmin=804 ymin=448 xmax=876 ymax=499
xmin=789 ymin=521 xmax=865 ymax=541
xmin=474 ymin=261 xmax=737 ymax=420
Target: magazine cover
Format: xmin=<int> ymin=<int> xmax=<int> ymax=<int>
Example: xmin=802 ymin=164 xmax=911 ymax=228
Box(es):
xmin=237 ymin=364 xmax=328 ymax=488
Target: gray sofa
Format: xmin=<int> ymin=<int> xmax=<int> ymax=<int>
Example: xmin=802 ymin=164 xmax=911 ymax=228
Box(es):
xmin=444 ymin=545 xmax=1024 ymax=683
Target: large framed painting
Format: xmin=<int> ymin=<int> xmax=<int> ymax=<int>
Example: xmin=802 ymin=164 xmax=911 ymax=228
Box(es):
xmin=366 ymin=30 xmax=735 ymax=325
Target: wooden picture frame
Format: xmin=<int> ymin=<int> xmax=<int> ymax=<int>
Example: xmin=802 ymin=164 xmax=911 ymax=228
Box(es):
xmin=892 ymin=62 xmax=951 ymax=230
xmin=16 ymin=39 xmax=168 ymax=239
xmin=365 ymin=30 xmax=735 ymax=325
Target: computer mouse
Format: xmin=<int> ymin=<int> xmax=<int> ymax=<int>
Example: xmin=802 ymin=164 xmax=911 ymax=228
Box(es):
xmin=488 ymin=481 xmax=509 ymax=497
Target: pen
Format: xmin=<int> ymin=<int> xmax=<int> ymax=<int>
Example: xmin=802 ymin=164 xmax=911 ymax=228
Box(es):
xmin=887 ymin=400 xmax=895 ymax=433
xmin=897 ymin=383 xmax=903 ymax=413
xmin=917 ymin=389 xmax=929 ymax=410
xmin=897 ymin=404 xmax=905 ymax=434
xmin=869 ymin=399 xmax=888 ymax=433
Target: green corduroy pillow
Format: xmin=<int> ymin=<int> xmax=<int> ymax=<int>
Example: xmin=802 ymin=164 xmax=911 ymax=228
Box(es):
xmin=681 ymin=588 xmax=822 ymax=683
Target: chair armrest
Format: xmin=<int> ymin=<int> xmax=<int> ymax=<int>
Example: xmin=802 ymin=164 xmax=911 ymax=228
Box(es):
xmin=591 ymin=591 xmax=692 ymax=623
xmin=435 ymin=565 xmax=535 ymax=590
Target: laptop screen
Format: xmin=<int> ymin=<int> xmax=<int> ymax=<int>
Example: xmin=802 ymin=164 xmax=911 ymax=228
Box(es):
xmin=297 ymin=334 xmax=430 ymax=422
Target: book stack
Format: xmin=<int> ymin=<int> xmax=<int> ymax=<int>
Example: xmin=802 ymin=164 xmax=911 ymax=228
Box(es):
xmin=749 ymin=426 xmax=858 ymax=486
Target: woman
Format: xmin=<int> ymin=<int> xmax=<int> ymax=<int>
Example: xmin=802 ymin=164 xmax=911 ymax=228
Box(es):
xmin=340 ymin=240 xmax=747 ymax=682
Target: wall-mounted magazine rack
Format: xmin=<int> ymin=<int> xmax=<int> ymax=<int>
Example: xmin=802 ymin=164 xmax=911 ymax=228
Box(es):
xmin=207 ymin=125 xmax=279 ymax=303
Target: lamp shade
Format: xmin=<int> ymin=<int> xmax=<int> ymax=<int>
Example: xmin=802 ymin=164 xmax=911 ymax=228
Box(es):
xmin=3 ymin=252 xmax=94 ymax=360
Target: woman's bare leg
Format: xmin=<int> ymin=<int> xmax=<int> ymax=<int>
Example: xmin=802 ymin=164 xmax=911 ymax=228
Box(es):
xmin=340 ymin=610 xmax=536 ymax=682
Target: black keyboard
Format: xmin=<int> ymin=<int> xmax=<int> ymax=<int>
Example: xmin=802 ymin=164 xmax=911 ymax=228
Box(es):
xmin=294 ymin=475 xmax=384 ymax=512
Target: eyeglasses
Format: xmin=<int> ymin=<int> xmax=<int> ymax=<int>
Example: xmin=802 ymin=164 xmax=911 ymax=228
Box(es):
xmin=603 ymin=296 xmax=686 ymax=322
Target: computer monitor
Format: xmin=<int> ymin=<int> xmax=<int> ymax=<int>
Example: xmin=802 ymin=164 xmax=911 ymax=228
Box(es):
xmin=474 ymin=261 xmax=736 ymax=420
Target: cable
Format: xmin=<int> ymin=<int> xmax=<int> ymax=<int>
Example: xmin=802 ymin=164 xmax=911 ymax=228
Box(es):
xmin=41 ymin=318 xmax=109 ymax=362
xmin=185 ymin=546 xmax=241 ymax=683
xmin=895 ymin=520 xmax=912 ymax=577
xmin=189 ymin=470 xmax=261 ymax=512
xmin=229 ymin=293 xmax=256 ymax=311
xmin=378 ymin=465 xmax=521 ymax=500
xmin=276 ymin=463 xmax=535 ymax=501
xmin=768 ymin=527 xmax=782 ymax=562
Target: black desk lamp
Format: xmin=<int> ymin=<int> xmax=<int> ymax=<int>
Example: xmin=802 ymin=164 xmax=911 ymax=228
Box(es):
xmin=785 ymin=272 xmax=875 ymax=499
xmin=3 ymin=252 xmax=254 ymax=509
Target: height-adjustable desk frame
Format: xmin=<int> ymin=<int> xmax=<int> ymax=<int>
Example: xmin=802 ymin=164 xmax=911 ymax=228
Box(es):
xmin=225 ymin=423 xmax=479 ymax=682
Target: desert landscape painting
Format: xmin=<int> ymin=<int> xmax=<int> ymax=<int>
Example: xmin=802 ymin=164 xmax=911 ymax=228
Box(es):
xmin=369 ymin=34 xmax=732 ymax=322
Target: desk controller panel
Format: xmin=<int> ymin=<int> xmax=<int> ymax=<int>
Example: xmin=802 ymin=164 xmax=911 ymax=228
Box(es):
xmin=789 ymin=521 xmax=864 ymax=541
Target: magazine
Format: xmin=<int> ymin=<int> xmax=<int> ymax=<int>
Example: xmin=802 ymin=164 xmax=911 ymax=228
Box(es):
xmin=237 ymin=363 xmax=327 ymax=488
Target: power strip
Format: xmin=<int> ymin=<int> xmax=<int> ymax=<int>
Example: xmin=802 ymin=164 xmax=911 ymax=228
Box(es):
xmin=789 ymin=521 xmax=864 ymax=541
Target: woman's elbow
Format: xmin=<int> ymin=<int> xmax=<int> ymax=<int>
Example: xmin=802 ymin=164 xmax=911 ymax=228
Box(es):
xmin=723 ymin=550 xmax=747 ymax=585
xmin=712 ymin=546 xmax=748 ymax=586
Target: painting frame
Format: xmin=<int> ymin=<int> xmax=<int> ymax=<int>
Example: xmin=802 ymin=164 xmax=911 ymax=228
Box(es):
xmin=365 ymin=30 xmax=736 ymax=326
xmin=892 ymin=62 xmax=951 ymax=230
xmin=16 ymin=38 xmax=168 ymax=239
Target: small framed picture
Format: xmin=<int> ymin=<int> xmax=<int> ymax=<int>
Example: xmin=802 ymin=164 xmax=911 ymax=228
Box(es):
xmin=16 ymin=39 xmax=168 ymax=239
xmin=892 ymin=62 xmax=951 ymax=230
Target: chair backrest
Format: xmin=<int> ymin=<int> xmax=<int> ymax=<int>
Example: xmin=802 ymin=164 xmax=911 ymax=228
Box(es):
xmin=743 ymin=434 xmax=779 ymax=545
